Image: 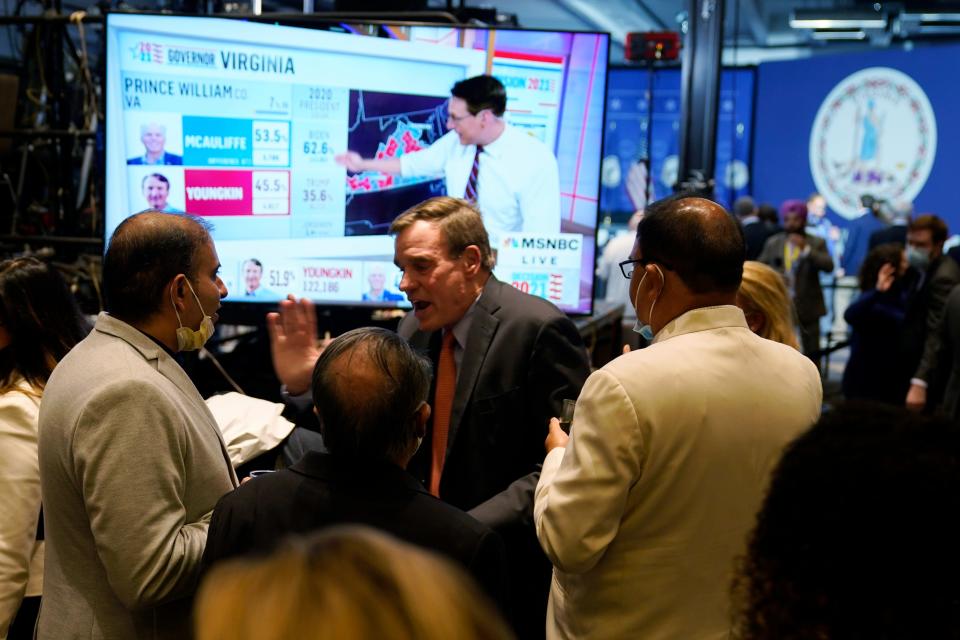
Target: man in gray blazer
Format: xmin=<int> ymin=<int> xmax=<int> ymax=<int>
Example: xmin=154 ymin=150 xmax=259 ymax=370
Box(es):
xmin=759 ymin=199 xmax=834 ymax=361
xmin=37 ymin=211 xmax=238 ymax=639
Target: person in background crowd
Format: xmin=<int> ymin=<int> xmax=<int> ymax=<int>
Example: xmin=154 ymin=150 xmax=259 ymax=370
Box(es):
xmin=759 ymin=199 xmax=834 ymax=361
xmin=805 ymin=193 xmax=842 ymax=343
xmin=840 ymin=194 xmax=888 ymax=279
xmin=736 ymin=261 xmax=800 ymax=350
xmin=534 ymin=195 xmax=822 ymax=639
xmin=900 ymin=214 xmax=960 ymax=412
xmin=831 ymin=194 xmax=890 ymax=344
xmin=869 ymin=199 xmax=911 ymax=250
xmin=734 ymin=196 xmax=776 ymax=261
xmin=756 ymin=202 xmax=781 ymax=232
xmin=805 ymin=193 xmax=841 ymax=263
xmin=842 ymin=243 xmax=910 ymax=403
xmin=733 ymin=403 xmax=960 ymax=639
xmin=597 ymin=210 xmax=645 ymax=349
xmin=0 ymin=258 xmax=89 ymax=640
xmin=934 ymin=283 xmax=960 ymax=423
xmin=196 ymin=526 xmax=514 ymax=640
xmin=37 ymin=212 xmax=237 ymax=639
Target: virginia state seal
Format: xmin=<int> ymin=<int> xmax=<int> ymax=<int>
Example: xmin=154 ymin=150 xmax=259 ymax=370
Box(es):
xmin=809 ymin=67 xmax=937 ymax=219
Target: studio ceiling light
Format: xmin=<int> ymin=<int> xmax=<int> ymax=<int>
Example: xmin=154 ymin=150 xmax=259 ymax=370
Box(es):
xmin=790 ymin=10 xmax=887 ymax=30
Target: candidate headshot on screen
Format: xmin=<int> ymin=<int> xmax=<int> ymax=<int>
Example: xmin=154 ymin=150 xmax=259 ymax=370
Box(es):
xmin=141 ymin=173 xmax=184 ymax=213
xmin=362 ymin=263 xmax=403 ymax=302
xmin=242 ymin=258 xmax=276 ymax=299
xmin=128 ymin=122 xmax=183 ymax=166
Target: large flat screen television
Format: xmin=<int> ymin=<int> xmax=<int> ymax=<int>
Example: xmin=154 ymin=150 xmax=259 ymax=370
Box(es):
xmin=104 ymin=14 xmax=609 ymax=314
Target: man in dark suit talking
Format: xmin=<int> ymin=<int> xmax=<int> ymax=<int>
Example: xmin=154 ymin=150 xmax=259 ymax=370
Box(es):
xmin=269 ymin=196 xmax=591 ymax=638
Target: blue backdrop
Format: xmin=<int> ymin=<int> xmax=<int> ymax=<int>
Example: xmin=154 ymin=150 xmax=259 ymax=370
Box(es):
xmin=601 ymin=66 xmax=755 ymax=217
xmin=754 ymin=42 xmax=960 ymax=233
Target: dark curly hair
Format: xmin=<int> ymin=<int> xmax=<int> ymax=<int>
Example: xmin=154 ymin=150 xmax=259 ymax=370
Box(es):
xmin=732 ymin=402 xmax=960 ymax=639
xmin=858 ymin=242 xmax=904 ymax=292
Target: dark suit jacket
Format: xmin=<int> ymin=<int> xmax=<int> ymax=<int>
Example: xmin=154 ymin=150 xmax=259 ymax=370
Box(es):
xmin=842 ymin=287 xmax=910 ymax=403
xmin=901 ymin=255 xmax=960 ymax=406
xmin=937 ymin=285 xmax=960 ymax=420
xmin=758 ymin=232 xmax=834 ymax=322
xmin=398 ymin=275 xmax=591 ymax=639
xmin=742 ymin=220 xmax=776 ymax=261
xmin=869 ymin=223 xmax=907 ymax=250
xmin=127 ymin=151 xmax=183 ymax=165
xmin=201 ymin=452 xmax=506 ymax=603
xmin=398 ymin=275 xmax=590 ymax=522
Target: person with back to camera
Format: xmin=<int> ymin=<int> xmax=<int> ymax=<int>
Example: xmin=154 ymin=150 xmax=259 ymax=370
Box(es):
xmin=842 ymin=243 xmax=911 ymax=403
xmin=733 ymin=196 xmax=776 ymax=261
xmin=36 ymin=211 xmax=238 ymax=639
xmin=336 ymin=76 xmax=561 ymax=244
xmin=0 ymin=258 xmax=89 ymax=640
xmin=736 ymin=260 xmax=800 ymax=350
xmin=196 ymin=526 xmax=514 ymax=640
xmin=202 ymin=327 xmax=506 ymax=605
xmin=534 ymin=194 xmax=822 ymax=639
xmin=733 ymin=403 xmax=960 ymax=639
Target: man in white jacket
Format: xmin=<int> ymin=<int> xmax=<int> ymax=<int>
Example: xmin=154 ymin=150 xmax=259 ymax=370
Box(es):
xmin=534 ymin=195 xmax=823 ymax=639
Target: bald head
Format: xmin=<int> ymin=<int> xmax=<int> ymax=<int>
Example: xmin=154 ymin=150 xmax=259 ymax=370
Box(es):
xmin=637 ymin=195 xmax=745 ymax=294
xmin=312 ymin=327 xmax=431 ymax=463
xmin=103 ymin=211 xmax=212 ymax=322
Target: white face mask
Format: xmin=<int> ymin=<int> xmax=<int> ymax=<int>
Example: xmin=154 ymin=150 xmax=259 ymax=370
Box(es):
xmin=632 ymin=264 xmax=663 ymax=341
xmin=171 ymin=278 xmax=215 ymax=352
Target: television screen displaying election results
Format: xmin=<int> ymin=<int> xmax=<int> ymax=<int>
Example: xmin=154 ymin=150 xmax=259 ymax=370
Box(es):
xmin=105 ymin=14 xmax=609 ymax=313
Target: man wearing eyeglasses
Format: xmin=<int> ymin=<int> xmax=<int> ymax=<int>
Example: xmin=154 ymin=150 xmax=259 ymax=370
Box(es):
xmin=534 ymin=195 xmax=823 ymax=639
xmin=335 ymin=75 xmax=561 ymax=245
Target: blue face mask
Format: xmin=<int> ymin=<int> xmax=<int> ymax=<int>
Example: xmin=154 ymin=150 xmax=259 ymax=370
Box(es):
xmin=632 ymin=265 xmax=663 ymax=341
xmin=906 ymin=246 xmax=931 ymax=271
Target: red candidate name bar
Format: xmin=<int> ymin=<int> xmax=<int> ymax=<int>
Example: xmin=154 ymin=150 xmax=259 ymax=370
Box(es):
xmin=185 ymin=169 xmax=252 ymax=216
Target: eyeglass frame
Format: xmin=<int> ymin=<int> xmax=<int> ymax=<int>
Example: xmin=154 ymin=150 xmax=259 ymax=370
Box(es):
xmin=446 ymin=107 xmax=490 ymax=125
xmin=618 ymin=257 xmax=674 ymax=280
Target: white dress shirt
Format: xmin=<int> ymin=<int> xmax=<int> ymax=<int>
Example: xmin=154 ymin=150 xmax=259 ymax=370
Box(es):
xmin=401 ymin=124 xmax=561 ymax=243
xmin=0 ymin=379 xmax=43 ymax=639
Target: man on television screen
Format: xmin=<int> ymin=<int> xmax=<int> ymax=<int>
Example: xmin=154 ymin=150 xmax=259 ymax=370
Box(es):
xmin=128 ymin=122 xmax=183 ymax=166
xmin=141 ymin=173 xmax=184 ymax=214
xmin=336 ymin=75 xmax=561 ymax=244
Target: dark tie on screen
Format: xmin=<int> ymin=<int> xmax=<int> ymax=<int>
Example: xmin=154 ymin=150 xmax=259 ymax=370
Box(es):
xmin=464 ymin=145 xmax=483 ymax=203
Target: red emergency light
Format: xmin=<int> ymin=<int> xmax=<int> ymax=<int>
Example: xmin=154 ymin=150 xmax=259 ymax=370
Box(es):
xmin=625 ymin=31 xmax=681 ymax=62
